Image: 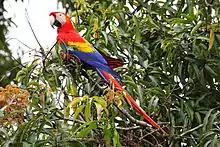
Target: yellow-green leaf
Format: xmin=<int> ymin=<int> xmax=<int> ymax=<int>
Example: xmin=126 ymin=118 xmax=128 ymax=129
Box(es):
xmin=92 ymin=19 xmax=98 ymax=33
xmin=69 ymin=97 xmax=81 ymax=110
xmin=111 ymin=25 xmax=119 ymax=38
xmin=73 ymin=105 xmax=85 ymax=120
xmin=93 ymin=96 xmax=108 ymax=115
xmin=27 ymin=81 xmax=40 ymax=87
xmin=94 ymin=102 xmax=103 ymax=120
xmin=208 ymin=29 xmax=214 ymax=51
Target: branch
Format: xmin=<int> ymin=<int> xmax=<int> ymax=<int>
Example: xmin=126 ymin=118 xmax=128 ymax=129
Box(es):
xmin=113 ymin=103 xmax=151 ymax=127
xmin=25 ymin=9 xmax=45 ymax=56
xmin=205 ymin=0 xmax=216 ymax=7
xmin=43 ymin=41 xmax=57 ymax=64
xmin=9 ymin=55 xmax=25 ymax=68
xmin=139 ymin=128 xmax=163 ymax=141
xmin=54 ymin=113 xmax=85 ymax=124
xmin=116 ymin=126 xmax=142 ymax=131
xmin=42 ymin=41 xmax=57 ymax=72
xmin=180 ymin=124 xmax=203 ymax=137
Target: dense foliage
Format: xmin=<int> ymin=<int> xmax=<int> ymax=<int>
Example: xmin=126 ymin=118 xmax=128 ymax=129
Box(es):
xmin=1 ymin=0 xmax=220 ymax=146
xmin=0 ymin=0 xmax=22 ymax=86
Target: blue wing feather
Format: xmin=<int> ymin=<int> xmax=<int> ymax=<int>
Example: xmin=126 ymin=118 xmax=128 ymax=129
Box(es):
xmin=66 ymin=48 xmax=121 ymax=80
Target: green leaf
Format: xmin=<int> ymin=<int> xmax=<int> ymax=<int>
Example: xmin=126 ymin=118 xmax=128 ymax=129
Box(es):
xmin=190 ymin=21 xmax=203 ymax=36
xmin=0 ymin=110 xmax=25 ymax=120
xmin=0 ymin=128 xmax=8 ymax=140
xmin=27 ymin=81 xmax=40 ymax=87
xmin=101 ymin=31 xmax=108 ymax=46
xmin=76 ymin=122 xmax=97 ymax=137
xmin=15 ymin=70 xmax=27 ymax=81
xmin=132 ymin=16 xmax=141 ymax=43
xmin=104 ymin=123 xmax=112 ymax=145
xmin=196 ymin=36 xmax=210 ymax=41
xmin=203 ymin=109 xmax=214 ymax=132
xmin=208 ymin=111 xmax=220 ymax=130
xmin=146 ymin=15 xmax=160 ymax=29
xmin=93 ymin=96 xmax=108 ymax=114
xmin=113 ymin=129 xmax=121 ymax=147
xmin=137 ymin=85 xmax=143 ymax=102
xmin=108 ymin=35 xmax=117 ymax=52
xmin=111 ymin=25 xmax=119 ymax=38
xmin=142 ymin=60 xmax=148 ymax=69
xmin=200 ymin=131 xmax=215 ymax=146
xmin=35 ymin=140 xmax=51 ymax=147
xmin=205 ymin=64 xmax=217 ymax=76
xmin=73 ymin=105 xmax=86 ymax=120
xmin=210 ymin=134 xmax=218 ymax=147
xmin=148 ymin=75 xmax=159 ymax=86
xmin=85 ymin=103 xmax=91 ymax=122
xmin=184 ymin=102 xmax=194 ymax=121
xmin=195 ymin=112 xmax=202 ymax=124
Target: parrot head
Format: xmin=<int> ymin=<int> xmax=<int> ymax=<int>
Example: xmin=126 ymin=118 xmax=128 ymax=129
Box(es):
xmin=49 ymin=12 xmax=72 ymax=29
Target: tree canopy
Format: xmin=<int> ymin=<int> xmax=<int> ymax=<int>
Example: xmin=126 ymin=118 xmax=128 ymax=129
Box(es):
xmin=1 ymin=0 xmax=220 ymax=146
xmin=0 ymin=0 xmax=22 ymax=87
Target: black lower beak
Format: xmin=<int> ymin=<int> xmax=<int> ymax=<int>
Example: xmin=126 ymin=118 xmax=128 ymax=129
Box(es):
xmin=53 ymin=19 xmax=62 ymax=28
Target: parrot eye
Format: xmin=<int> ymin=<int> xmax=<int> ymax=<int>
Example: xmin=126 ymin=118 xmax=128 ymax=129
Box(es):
xmin=55 ymin=13 xmax=66 ymax=26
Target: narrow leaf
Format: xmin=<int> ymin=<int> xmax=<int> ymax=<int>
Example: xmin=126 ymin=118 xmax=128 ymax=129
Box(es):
xmin=85 ymin=103 xmax=91 ymax=122
xmin=190 ymin=21 xmax=203 ymax=36
xmin=208 ymin=29 xmax=214 ymax=51
xmin=73 ymin=105 xmax=85 ymax=120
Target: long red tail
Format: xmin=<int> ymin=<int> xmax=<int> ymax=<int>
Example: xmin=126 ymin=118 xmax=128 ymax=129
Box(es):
xmin=100 ymin=70 xmax=168 ymax=136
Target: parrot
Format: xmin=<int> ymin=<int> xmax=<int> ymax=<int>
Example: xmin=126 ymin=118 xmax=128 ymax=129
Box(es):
xmin=49 ymin=12 xmax=168 ymax=136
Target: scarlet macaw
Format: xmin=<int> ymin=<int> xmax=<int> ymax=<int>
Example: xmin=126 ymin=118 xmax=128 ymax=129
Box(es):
xmin=49 ymin=12 xmax=168 ymax=136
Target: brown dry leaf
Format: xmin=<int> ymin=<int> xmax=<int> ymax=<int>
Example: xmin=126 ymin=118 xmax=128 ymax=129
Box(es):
xmin=0 ymin=84 xmax=29 ymax=125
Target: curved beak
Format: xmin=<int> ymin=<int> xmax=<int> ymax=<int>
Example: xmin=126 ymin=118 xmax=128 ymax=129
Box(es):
xmin=49 ymin=14 xmax=62 ymax=29
xmin=49 ymin=15 xmax=55 ymax=29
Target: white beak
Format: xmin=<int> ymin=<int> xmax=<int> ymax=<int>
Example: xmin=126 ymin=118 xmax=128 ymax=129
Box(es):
xmin=49 ymin=15 xmax=55 ymax=26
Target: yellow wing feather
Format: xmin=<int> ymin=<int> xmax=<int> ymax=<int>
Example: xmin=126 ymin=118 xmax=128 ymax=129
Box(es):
xmin=67 ymin=41 xmax=94 ymax=52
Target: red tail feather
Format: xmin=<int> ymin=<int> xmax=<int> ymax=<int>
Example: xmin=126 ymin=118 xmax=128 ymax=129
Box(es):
xmin=100 ymin=70 xmax=168 ymax=136
xmin=99 ymin=51 xmax=124 ymax=69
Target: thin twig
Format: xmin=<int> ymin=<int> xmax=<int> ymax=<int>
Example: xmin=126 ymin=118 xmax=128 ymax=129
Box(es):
xmin=0 ymin=64 xmax=23 ymax=82
xmin=25 ymin=9 xmax=45 ymax=56
xmin=127 ymin=133 xmax=155 ymax=146
xmin=43 ymin=41 xmax=57 ymax=64
xmin=6 ymin=38 xmax=36 ymax=50
xmin=42 ymin=41 xmax=57 ymax=71
xmin=9 ymin=55 xmax=25 ymax=68
xmin=116 ymin=126 xmax=142 ymax=131
xmin=180 ymin=124 xmax=203 ymax=137
xmin=54 ymin=113 xmax=85 ymax=124
xmin=139 ymin=127 xmax=164 ymax=141
xmin=113 ymin=103 xmax=151 ymax=127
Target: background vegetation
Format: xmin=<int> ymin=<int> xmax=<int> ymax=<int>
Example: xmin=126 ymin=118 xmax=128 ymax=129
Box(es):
xmin=0 ymin=0 xmax=22 ymax=86
xmin=1 ymin=0 xmax=220 ymax=146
